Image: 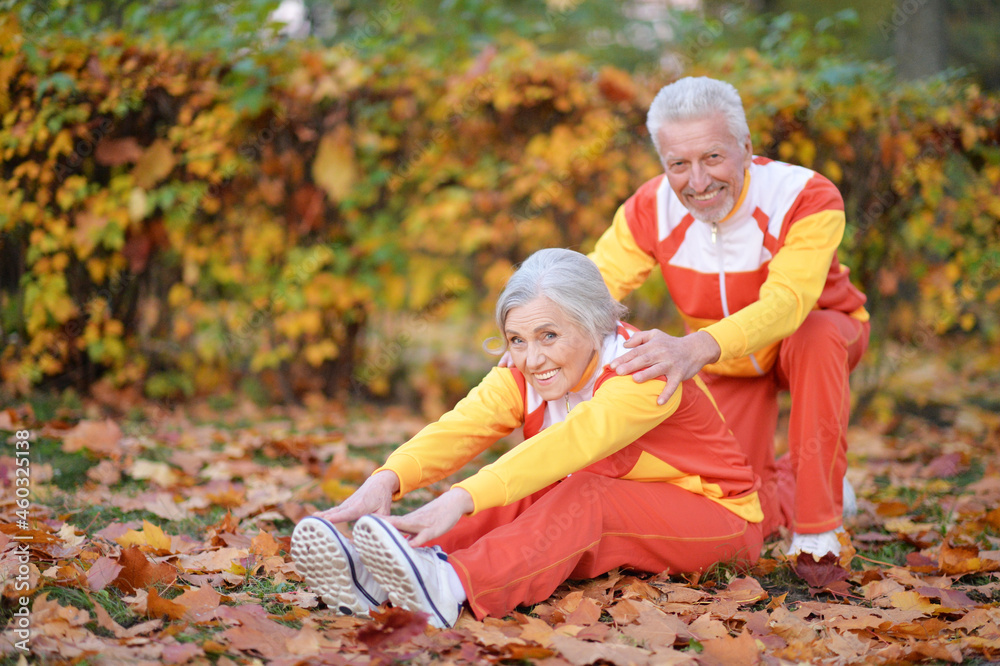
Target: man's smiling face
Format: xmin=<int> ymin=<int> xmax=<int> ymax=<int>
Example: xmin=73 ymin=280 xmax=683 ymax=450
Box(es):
xmin=657 ymin=112 xmax=753 ymax=224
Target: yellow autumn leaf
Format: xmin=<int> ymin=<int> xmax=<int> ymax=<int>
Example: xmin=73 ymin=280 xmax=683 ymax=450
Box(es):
xmin=961 ymin=123 xmax=979 ymax=151
xmin=321 ymin=479 xmax=357 ymax=502
xmin=798 ymin=138 xmax=816 ymax=167
xmin=116 ymin=520 xmax=172 ymax=552
xmin=132 ymin=139 xmax=176 ymax=189
xmin=823 ymin=160 xmax=843 ymax=183
xmin=129 ymin=459 xmax=180 ymax=487
xmin=889 ymin=590 xmax=940 ymax=614
xmin=304 ymin=339 xmax=338 ymax=367
xmin=128 ymin=188 xmax=148 ymax=223
xmin=312 ymin=125 xmax=356 ymax=203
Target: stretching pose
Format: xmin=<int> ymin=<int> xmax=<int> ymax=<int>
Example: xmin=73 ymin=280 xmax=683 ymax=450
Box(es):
xmin=292 ymin=248 xmax=762 ymax=627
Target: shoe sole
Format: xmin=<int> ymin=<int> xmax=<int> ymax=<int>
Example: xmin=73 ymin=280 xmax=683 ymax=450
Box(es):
xmin=291 ymin=516 xmax=380 ymax=617
xmin=353 ymin=515 xmax=452 ymax=628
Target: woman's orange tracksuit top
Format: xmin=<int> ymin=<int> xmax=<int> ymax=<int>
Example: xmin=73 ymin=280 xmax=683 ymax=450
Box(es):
xmin=375 ymin=322 xmax=762 ymax=523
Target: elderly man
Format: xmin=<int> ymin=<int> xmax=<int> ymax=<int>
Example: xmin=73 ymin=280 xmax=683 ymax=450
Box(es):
xmin=589 ymin=76 xmax=869 ymax=558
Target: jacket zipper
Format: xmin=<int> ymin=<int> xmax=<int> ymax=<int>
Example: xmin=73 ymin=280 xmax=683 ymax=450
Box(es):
xmin=713 ymin=221 xmax=764 ymax=374
xmin=712 ymin=222 xmax=730 ymax=318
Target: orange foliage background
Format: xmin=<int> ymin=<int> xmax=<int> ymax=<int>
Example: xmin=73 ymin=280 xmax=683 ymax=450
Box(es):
xmin=1 ymin=13 xmax=998 ymax=401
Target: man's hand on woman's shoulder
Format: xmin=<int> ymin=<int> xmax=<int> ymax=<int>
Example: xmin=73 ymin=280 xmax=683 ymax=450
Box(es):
xmin=610 ymin=329 xmax=721 ymax=405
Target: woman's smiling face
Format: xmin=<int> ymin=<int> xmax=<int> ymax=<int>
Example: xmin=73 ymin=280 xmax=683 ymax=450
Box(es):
xmin=504 ymin=296 xmax=597 ymax=401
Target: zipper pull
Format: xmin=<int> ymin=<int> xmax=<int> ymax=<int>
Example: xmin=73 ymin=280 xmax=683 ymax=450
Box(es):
xmin=711 ymin=222 xmax=718 ymax=244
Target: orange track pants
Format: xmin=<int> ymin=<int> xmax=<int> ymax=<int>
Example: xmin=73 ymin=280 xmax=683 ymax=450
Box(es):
xmin=430 ymin=472 xmax=763 ymax=620
xmin=701 ymin=310 xmax=870 ymax=536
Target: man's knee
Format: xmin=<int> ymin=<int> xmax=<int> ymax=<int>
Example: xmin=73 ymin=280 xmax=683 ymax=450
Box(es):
xmin=782 ymin=311 xmax=852 ymax=360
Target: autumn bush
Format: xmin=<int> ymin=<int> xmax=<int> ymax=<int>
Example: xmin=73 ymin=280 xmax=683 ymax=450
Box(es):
xmin=1 ymin=11 xmax=998 ymax=402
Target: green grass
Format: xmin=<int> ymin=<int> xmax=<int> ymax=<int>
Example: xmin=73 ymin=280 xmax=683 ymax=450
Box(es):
xmin=48 ymin=489 xmax=231 ymax=540
xmin=853 ymin=539 xmax=917 ymax=569
xmin=27 ymin=434 xmax=95 ymax=491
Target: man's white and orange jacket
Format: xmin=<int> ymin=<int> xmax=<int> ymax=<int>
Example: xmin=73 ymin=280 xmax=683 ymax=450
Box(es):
xmin=591 ymin=156 xmax=868 ymax=377
xmin=376 ymin=323 xmax=762 ymax=524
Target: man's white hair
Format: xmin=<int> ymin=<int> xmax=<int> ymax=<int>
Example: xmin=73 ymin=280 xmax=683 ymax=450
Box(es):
xmin=646 ymin=77 xmax=751 ymax=157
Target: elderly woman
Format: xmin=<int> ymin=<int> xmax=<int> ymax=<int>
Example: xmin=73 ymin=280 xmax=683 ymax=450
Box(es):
xmin=291 ymin=248 xmax=763 ymax=628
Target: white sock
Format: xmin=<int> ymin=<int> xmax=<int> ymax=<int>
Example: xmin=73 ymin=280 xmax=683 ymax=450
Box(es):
xmin=444 ymin=562 xmax=467 ymax=603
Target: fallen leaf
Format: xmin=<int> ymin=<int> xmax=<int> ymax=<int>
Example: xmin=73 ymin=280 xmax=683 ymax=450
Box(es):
xmin=161 ymin=643 xmax=205 ymax=664
xmin=687 ymin=613 xmax=730 ymax=640
xmin=356 ymin=607 xmax=428 ymax=654
xmin=129 ymin=459 xmax=180 ymax=487
xmin=939 ymin=540 xmax=1000 ymax=575
xmin=112 ymin=546 xmax=177 ymax=594
xmin=607 ymin=599 xmax=642 ymax=626
xmin=62 ymin=419 xmax=122 ymax=457
xmin=698 ymin=630 xmax=760 ymax=666
xmin=562 ymin=597 xmax=602 ymax=626
xmin=515 ymin=612 xmax=556 ymax=647
xmin=284 ymin=626 xmax=322 ymax=656
xmin=921 ymin=452 xmax=967 ymax=478
xmin=173 ymin=585 xmax=222 ymax=623
xmin=875 ymin=500 xmax=911 ymax=517
xmin=175 ymin=547 xmax=246 ymax=573
xmin=86 ymin=556 xmax=123 ymax=592
xmin=792 ymin=552 xmax=850 ymax=591
xmin=550 ymin=633 xmax=653 ymax=666
xmin=116 ymin=520 xmax=172 ymax=552
xmin=217 ymin=604 xmax=301 ymax=659
xmin=147 ymin=587 xmax=187 ymax=620
xmin=250 ymin=530 xmax=281 ymax=558
xmin=888 ymin=590 xmax=940 ymax=614
xmin=717 ymin=576 xmax=768 ymax=604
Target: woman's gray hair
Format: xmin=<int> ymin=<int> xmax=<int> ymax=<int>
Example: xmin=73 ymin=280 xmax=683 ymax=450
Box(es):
xmin=490 ymin=248 xmax=628 ymax=354
xmin=646 ymin=77 xmax=750 ymax=158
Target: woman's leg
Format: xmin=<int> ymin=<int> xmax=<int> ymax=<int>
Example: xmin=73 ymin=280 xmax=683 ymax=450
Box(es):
xmin=446 ymin=473 xmax=763 ymax=619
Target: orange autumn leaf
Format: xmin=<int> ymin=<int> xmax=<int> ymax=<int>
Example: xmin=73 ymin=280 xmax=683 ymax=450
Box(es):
xmin=938 ymin=541 xmax=1000 ymax=576
xmin=173 ymin=585 xmax=223 ymax=623
xmin=699 ymin=630 xmax=761 ymax=666
xmin=111 ymin=546 xmax=177 ymax=594
xmin=889 ymin=590 xmax=941 ymax=614
xmin=147 ymin=588 xmax=188 ymax=621
xmin=250 ymin=530 xmax=281 ymax=558
xmin=62 ymin=418 xmax=123 ymax=457
xmin=718 ymin=576 xmax=769 ymax=604
xmin=132 ymin=139 xmax=176 ymax=188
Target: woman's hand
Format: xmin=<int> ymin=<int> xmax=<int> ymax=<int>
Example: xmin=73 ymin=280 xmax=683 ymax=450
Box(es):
xmin=314 ymin=470 xmax=399 ymax=524
xmin=383 ymin=488 xmax=474 ymax=547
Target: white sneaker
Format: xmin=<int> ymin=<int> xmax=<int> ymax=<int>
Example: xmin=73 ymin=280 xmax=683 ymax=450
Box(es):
xmin=787 ymin=527 xmax=845 ymax=558
xmin=842 ymin=476 xmax=858 ymax=518
xmin=353 ymin=514 xmax=463 ymax=629
xmin=291 ymin=516 xmax=387 ymax=617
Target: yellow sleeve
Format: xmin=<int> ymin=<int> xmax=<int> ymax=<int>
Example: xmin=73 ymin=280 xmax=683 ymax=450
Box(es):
xmin=704 ymin=209 xmax=844 ymax=361
xmin=454 ymin=375 xmax=680 ymax=514
xmin=588 ymin=205 xmax=658 ymax=302
xmin=375 ymin=368 xmax=524 ymax=499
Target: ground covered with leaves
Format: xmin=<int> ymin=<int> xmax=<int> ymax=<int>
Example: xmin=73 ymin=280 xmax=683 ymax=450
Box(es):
xmin=1 ymin=343 xmax=999 ymax=665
